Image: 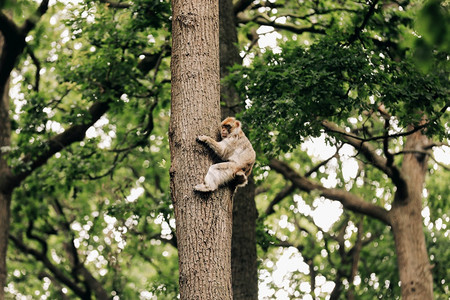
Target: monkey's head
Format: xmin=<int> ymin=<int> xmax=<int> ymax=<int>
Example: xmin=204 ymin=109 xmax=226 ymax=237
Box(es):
xmin=221 ymin=117 xmax=241 ymax=139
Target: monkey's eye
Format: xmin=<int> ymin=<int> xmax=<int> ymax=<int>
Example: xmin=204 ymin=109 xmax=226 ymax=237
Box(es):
xmin=223 ymin=125 xmax=231 ymax=130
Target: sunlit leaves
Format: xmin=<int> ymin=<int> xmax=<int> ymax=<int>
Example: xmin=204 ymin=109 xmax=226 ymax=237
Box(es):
xmin=230 ymin=35 xmax=448 ymax=156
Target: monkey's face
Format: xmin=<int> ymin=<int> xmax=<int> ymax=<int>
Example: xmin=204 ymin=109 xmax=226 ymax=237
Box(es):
xmin=221 ymin=117 xmax=240 ymax=139
xmin=221 ymin=124 xmax=232 ymax=138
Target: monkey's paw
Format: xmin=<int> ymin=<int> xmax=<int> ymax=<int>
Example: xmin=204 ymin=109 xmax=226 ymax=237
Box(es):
xmin=196 ymin=135 xmax=209 ymax=143
xmin=194 ymin=184 xmax=214 ymax=192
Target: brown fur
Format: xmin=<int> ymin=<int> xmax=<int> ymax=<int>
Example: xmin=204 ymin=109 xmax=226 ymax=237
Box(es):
xmin=194 ymin=117 xmax=256 ymax=192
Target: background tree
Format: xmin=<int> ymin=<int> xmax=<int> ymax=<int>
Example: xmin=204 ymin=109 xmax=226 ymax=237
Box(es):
xmin=229 ymin=1 xmax=449 ymax=299
xmin=219 ymin=1 xmax=258 ymax=299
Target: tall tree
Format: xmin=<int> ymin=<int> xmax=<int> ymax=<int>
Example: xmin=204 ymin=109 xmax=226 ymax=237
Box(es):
xmin=0 ymin=2 xmax=49 ymax=296
xmin=0 ymin=32 xmax=11 ymax=300
xmin=231 ymin=32 xmax=447 ymax=299
xmin=170 ymin=0 xmax=233 ymax=298
xmin=219 ymin=0 xmax=258 ymax=299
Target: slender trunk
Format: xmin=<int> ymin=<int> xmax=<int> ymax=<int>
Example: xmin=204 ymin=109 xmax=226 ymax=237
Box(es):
xmin=390 ymin=130 xmax=433 ymax=299
xmin=0 ymin=31 xmax=12 ymax=300
xmin=170 ymin=0 xmax=233 ymax=299
xmin=231 ymin=180 xmax=258 ymax=299
xmin=0 ymin=192 xmax=10 ymax=300
xmin=219 ymin=1 xmax=258 ymax=299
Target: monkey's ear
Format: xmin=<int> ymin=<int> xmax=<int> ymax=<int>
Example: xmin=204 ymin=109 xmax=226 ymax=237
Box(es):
xmin=235 ymin=120 xmax=241 ymax=128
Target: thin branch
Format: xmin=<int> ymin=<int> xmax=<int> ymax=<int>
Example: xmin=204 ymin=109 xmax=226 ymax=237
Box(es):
xmin=233 ymin=0 xmax=255 ymax=15
xmin=269 ymin=158 xmax=391 ymax=225
xmin=348 ymin=0 xmax=379 ymax=44
xmin=26 ymin=46 xmax=41 ymax=91
xmin=321 ymin=120 xmax=393 ymax=176
xmin=393 ymin=150 xmax=449 ymax=171
xmin=98 ymin=0 xmax=131 ymax=9
xmin=9 ymin=235 xmax=88 ymax=298
xmin=277 ymin=8 xmax=359 ymax=21
xmin=265 ymin=184 xmax=296 ymax=216
xmin=265 ymin=147 xmax=340 ymax=216
xmin=322 ymin=102 xmax=449 ymax=143
xmin=236 ymin=13 xmax=327 ymax=35
xmin=305 ymin=144 xmax=341 ymax=177
xmin=0 ymin=0 xmax=50 ymax=100
xmin=20 ymin=0 xmax=50 ymax=34
xmin=8 ymin=98 xmax=112 ymax=191
xmin=321 ymin=120 xmax=407 ymax=193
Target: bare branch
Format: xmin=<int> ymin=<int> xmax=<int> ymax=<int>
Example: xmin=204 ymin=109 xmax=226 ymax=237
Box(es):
xmin=20 ymin=0 xmax=50 ymax=35
xmin=233 ymin=0 xmax=255 ymax=15
xmin=236 ymin=13 xmax=326 ymax=35
xmin=269 ymin=158 xmax=391 ymax=225
xmin=98 ymin=0 xmax=131 ymax=9
xmin=322 ymin=102 xmax=449 ymax=143
xmin=265 ymin=184 xmax=296 ymax=216
xmin=321 ymin=120 xmax=407 ymax=193
xmin=322 ymin=120 xmax=392 ymax=175
xmin=26 ymin=46 xmax=41 ymax=91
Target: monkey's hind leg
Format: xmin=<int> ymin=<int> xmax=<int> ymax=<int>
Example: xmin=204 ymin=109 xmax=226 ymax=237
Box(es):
xmin=194 ymin=162 xmax=235 ymax=192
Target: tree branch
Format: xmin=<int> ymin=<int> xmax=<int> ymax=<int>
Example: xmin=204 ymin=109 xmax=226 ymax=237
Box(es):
xmin=8 ymin=99 xmax=111 ymax=192
xmin=98 ymin=0 xmax=131 ymax=9
xmin=265 ymin=148 xmax=340 ymax=216
xmin=269 ymin=158 xmax=391 ymax=225
xmin=265 ymin=184 xmax=296 ymax=216
xmin=26 ymin=46 xmax=41 ymax=91
xmin=236 ymin=13 xmax=326 ymax=35
xmin=0 ymin=0 xmax=49 ymax=99
xmin=321 ymin=102 xmax=449 ymax=143
xmin=20 ymin=0 xmax=50 ymax=35
xmin=321 ymin=120 xmax=407 ymax=194
xmin=348 ymin=0 xmax=379 ymax=44
xmin=233 ymin=0 xmax=255 ymax=15
xmin=9 ymin=234 xmax=88 ymax=298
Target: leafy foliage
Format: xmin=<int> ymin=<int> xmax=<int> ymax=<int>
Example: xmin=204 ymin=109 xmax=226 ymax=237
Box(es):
xmin=229 ymin=36 xmax=448 ymax=155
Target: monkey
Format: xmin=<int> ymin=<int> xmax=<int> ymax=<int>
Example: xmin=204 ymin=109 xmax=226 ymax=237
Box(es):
xmin=194 ymin=117 xmax=256 ymax=192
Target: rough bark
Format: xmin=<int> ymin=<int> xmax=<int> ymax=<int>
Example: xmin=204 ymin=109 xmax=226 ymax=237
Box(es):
xmin=219 ymin=1 xmax=258 ymax=299
xmin=389 ymin=129 xmax=433 ymax=299
xmin=0 ymin=4 xmax=49 ymax=295
xmin=0 ymin=31 xmax=11 ymax=300
xmin=230 ymin=180 xmax=258 ymax=300
xmin=170 ymin=0 xmax=233 ymax=299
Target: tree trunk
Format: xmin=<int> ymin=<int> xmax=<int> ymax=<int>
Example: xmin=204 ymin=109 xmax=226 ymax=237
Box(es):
xmin=389 ymin=129 xmax=433 ymax=299
xmin=0 ymin=31 xmax=12 ymax=300
xmin=230 ymin=180 xmax=258 ymax=299
xmin=219 ymin=1 xmax=258 ymax=299
xmin=170 ymin=1 xmax=233 ymax=299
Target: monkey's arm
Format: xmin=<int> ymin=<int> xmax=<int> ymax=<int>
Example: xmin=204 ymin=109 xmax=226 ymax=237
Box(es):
xmin=197 ymin=135 xmax=227 ymax=159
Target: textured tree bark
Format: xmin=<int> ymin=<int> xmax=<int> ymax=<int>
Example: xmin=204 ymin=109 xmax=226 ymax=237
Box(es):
xmin=389 ymin=129 xmax=433 ymax=299
xmin=0 ymin=32 xmax=12 ymax=300
xmin=219 ymin=1 xmax=258 ymax=299
xmin=170 ymin=0 xmax=233 ymax=299
xmin=230 ymin=180 xmax=258 ymax=300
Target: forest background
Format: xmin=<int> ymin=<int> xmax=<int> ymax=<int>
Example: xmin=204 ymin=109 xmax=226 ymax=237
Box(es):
xmin=0 ymin=0 xmax=449 ymax=299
